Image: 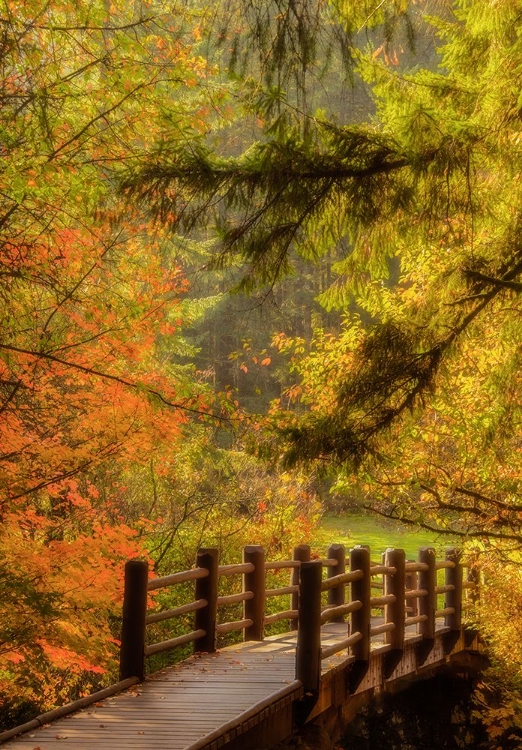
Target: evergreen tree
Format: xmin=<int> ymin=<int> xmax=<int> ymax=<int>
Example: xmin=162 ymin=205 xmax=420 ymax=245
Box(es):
xmin=122 ymin=0 xmax=522 ymax=544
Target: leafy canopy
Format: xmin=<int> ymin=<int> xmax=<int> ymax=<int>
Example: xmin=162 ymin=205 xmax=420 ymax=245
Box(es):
xmin=123 ymin=0 xmax=522 ymax=548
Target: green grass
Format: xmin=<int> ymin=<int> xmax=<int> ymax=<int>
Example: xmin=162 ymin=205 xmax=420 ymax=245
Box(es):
xmin=316 ymin=512 xmax=456 ymax=560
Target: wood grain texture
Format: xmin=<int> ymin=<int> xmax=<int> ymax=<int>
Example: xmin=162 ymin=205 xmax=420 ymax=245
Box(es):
xmin=1 ymin=619 xmax=469 ymax=750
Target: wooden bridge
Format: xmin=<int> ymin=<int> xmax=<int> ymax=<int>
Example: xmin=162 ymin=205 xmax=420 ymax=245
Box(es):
xmin=1 ymin=544 xmax=484 ymax=749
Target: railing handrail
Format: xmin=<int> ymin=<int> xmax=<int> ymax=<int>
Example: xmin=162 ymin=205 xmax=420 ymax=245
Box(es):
xmin=147 ymin=566 xmax=208 ymax=591
xmin=118 ymin=543 xmax=479 ymax=690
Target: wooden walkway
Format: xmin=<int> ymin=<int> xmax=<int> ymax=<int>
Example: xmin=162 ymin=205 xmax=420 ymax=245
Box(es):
xmin=3 ymin=632 xmax=301 ymax=750
xmin=1 ymin=620 xmax=481 ymax=750
xmin=1 ymin=543 xmax=484 ymax=749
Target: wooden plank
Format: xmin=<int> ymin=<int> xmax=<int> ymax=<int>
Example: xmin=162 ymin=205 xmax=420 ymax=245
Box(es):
xmin=3 ymin=619 xmax=475 ymax=750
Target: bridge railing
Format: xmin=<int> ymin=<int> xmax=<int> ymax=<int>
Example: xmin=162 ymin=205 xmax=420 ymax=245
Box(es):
xmin=294 ymin=546 xmax=478 ymax=692
xmin=119 ymin=544 xmax=479 ymax=687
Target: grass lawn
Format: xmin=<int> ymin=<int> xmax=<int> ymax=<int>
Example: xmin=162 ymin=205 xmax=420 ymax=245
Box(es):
xmin=316 ymin=512 xmax=456 ymax=560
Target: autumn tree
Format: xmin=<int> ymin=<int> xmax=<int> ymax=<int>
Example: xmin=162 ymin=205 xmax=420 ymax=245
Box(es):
xmin=0 ymin=0 xmax=224 ymax=724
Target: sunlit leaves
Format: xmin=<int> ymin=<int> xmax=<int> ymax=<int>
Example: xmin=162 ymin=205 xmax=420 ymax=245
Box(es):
xmin=0 ymin=0 xmax=221 ymax=723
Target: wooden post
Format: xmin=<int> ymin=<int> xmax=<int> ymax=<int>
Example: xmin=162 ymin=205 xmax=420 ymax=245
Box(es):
xmin=327 ymin=544 xmax=345 ymax=621
xmin=406 ymin=563 xmax=418 ymax=617
xmin=384 ymin=548 xmax=405 ymax=649
xmin=295 ymin=560 xmax=322 ymax=694
xmin=243 ymin=545 xmax=265 ymax=641
xmin=194 ymin=547 xmax=219 ymax=653
xmin=445 ymin=548 xmax=462 ymax=631
xmin=418 ymin=547 xmax=436 ymax=640
xmin=350 ymin=546 xmax=371 ymax=662
xmin=291 ymin=544 xmax=310 ymax=630
xmin=119 ymin=559 xmax=149 ymax=681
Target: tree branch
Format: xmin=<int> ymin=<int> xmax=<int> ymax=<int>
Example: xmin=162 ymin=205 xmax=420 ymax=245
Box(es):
xmin=25 ymin=16 xmax=156 ymax=32
xmin=0 ymin=343 xmax=222 ymax=419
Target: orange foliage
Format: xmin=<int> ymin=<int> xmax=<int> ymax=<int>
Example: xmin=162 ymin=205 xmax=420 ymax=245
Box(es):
xmin=0 ymin=0 xmax=219 ymax=725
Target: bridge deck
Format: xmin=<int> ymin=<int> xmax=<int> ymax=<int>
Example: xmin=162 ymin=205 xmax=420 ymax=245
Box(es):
xmin=2 ymin=621 xmax=457 ymax=750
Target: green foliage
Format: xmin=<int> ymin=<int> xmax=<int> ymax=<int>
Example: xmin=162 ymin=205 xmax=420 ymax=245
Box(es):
xmin=119 ymin=427 xmax=321 ymax=572
xmin=317 ymin=512 xmax=447 ymax=558
xmin=125 ymin=0 xmax=522 ymax=550
xmin=125 ymin=0 xmax=522 ymax=475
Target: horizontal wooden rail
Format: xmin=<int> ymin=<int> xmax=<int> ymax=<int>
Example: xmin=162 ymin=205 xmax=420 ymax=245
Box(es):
xmin=405 ymin=561 xmax=429 ymax=572
xmin=264 ymin=560 xmax=299 ymax=570
xmin=148 ymin=566 xmax=208 ymax=591
xmin=320 ymin=600 xmax=362 ymax=624
xmin=145 ymin=598 xmax=207 ymax=624
xmin=435 ymin=584 xmax=455 ymax=594
xmin=216 ymin=618 xmax=253 ymax=634
xmin=320 ymin=569 xmax=363 ymax=591
xmin=266 ymin=584 xmax=298 ymax=597
xmin=371 ymin=622 xmax=396 ymax=637
xmin=218 ymin=562 xmax=254 ymax=576
xmin=405 ymin=588 xmax=427 ymax=599
xmin=145 ymin=629 xmax=206 ymax=657
xmin=405 ymin=613 xmax=428 ymax=626
xmin=265 ymin=608 xmax=298 ymax=625
xmin=321 ymin=631 xmax=363 ymax=659
xmin=436 ymin=560 xmax=456 ymax=570
xmin=370 ymin=593 xmax=396 ymax=607
xmin=217 ymin=591 xmax=254 ymax=607
xmin=370 ymin=564 xmax=396 ymax=576
xmin=435 ymin=607 xmax=455 ymax=618
xmin=318 ymin=557 xmax=339 ymax=566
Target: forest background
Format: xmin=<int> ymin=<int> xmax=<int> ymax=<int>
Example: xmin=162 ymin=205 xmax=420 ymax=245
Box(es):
xmin=1 ymin=0 xmax=521 ymax=744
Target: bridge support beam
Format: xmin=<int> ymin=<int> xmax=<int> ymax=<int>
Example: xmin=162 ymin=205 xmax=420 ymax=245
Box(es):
xmin=418 ymin=547 xmax=436 ymax=664
xmin=383 ymin=548 xmax=405 ymax=678
xmin=446 ymin=547 xmax=463 ymax=631
xmin=385 ymin=547 xmax=405 ymax=649
xmin=351 ymin=546 xmax=371 ymax=662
